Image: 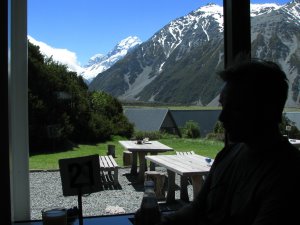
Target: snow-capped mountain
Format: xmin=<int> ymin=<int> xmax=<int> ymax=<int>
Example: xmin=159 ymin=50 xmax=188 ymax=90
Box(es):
xmin=89 ymin=0 xmax=300 ymax=107
xmin=85 ymin=54 xmax=106 ymax=67
xmin=250 ymin=3 xmax=280 ymax=16
xmin=27 ymin=35 xmax=142 ymax=83
xmin=80 ymin=36 xmax=142 ymax=83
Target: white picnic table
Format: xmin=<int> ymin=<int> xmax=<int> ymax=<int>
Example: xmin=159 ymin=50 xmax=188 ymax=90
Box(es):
xmin=145 ymin=154 xmax=213 ymax=203
xmin=289 ymin=139 xmax=300 ymax=149
xmin=119 ymin=140 xmax=173 ymax=182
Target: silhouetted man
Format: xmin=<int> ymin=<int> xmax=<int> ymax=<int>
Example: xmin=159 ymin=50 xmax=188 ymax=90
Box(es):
xmin=159 ymin=59 xmax=300 ymax=225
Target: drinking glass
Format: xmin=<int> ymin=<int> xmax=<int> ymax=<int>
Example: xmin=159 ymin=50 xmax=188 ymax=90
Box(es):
xmin=42 ymin=207 xmax=67 ymax=225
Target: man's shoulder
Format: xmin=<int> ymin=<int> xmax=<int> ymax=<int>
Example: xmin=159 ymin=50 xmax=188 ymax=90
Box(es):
xmin=280 ymin=140 xmax=300 ymax=173
xmin=283 ymin=139 xmax=300 ymax=158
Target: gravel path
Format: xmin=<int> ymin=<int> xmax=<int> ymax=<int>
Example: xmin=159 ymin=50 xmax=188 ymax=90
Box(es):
xmin=30 ymin=167 xmax=193 ymax=220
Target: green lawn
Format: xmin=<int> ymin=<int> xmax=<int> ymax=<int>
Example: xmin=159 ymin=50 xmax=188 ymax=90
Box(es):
xmin=29 ymin=136 xmax=224 ymax=170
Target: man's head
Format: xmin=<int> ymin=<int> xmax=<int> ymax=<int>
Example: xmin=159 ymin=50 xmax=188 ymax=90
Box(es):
xmin=218 ymin=59 xmax=288 ymax=143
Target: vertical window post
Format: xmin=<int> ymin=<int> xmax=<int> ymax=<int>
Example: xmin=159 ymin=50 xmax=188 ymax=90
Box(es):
xmin=224 ymin=0 xmax=251 ymax=67
xmin=223 ymin=0 xmax=251 ymax=146
xmin=10 ymin=0 xmax=30 ymax=221
xmin=0 ymin=0 xmax=12 ymax=224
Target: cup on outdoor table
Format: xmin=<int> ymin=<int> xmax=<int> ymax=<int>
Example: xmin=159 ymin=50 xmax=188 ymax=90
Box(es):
xmin=137 ymin=140 xmax=143 ymax=144
xmin=143 ymin=137 xmax=149 ymax=143
xmin=42 ymin=207 xmax=67 ymax=225
xmin=205 ymin=157 xmax=212 ymax=166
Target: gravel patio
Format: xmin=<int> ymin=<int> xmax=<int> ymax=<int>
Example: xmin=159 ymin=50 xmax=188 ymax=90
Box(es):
xmin=30 ymin=167 xmax=193 ymax=220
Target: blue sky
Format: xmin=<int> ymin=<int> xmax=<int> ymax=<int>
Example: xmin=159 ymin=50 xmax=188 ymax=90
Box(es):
xmin=28 ymin=0 xmax=290 ymax=66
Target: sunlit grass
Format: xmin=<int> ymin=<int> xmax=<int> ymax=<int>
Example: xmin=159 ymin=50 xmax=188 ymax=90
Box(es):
xmin=29 ymin=136 xmax=224 ymax=170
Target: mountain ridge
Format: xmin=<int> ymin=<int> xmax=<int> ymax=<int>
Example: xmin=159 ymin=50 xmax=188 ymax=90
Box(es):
xmin=89 ymin=1 xmax=300 ymax=107
xmin=80 ymin=36 xmax=142 ymax=83
xmin=27 ymin=35 xmax=142 ymax=84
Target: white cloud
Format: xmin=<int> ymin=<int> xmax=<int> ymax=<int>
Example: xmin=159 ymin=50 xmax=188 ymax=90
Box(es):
xmin=28 ymin=35 xmax=84 ymax=74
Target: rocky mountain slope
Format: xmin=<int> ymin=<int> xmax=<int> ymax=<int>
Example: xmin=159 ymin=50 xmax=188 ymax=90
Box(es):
xmin=89 ymin=1 xmax=300 ymax=107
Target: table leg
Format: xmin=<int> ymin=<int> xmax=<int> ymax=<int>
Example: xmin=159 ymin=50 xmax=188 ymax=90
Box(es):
xmin=180 ymin=176 xmax=189 ymax=202
xmin=166 ymin=170 xmax=176 ymax=203
xmin=149 ymin=152 xmax=157 ymax=171
xmin=130 ymin=152 xmax=138 ymax=175
xmin=138 ymin=152 xmax=147 ymax=182
xmin=191 ymin=175 xmax=204 ymax=200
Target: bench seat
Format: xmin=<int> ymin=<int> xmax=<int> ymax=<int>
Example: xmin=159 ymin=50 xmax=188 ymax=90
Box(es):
xmin=99 ymin=155 xmax=119 ymax=185
xmin=145 ymin=154 xmax=212 ymax=203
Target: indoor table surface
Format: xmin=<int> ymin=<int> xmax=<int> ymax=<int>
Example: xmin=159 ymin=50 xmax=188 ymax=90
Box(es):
xmin=14 ymin=213 xmax=135 ymax=225
xmin=14 ymin=211 xmax=175 ymax=225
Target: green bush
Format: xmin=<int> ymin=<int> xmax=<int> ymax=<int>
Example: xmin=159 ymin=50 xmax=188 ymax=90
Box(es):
xmin=213 ymin=120 xmax=225 ymax=134
xmin=113 ymin=115 xmax=134 ymax=139
xmin=206 ymin=132 xmax=225 ymax=141
xmin=184 ymin=120 xmax=200 ymax=138
xmin=160 ymin=132 xmax=179 ymax=139
xmin=84 ymin=113 xmax=113 ymax=142
xmin=133 ymin=131 xmax=163 ymax=140
xmin=206 ymin=120 xmax=225 ymax=141
xmin=90 ymin=91 xmax=134 ymax=139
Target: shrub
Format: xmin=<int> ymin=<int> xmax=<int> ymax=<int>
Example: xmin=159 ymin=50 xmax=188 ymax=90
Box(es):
xmin=206 ymin=132 xmax=225 ymax=141
xmin=184 ymin=120 xmax=200 ymax=138
xmin=84 ymin=113 xmax=113 ymax=142
xmin=133 ymin=131 xmax=163 ymax=140
xmin=114 ymin=115 xmax=134 ymax=139
xmin=160 ymin=132 xmax=179 ymax=139
xmin=213 ymin=120 xmax=225 ymax=134
xmin=206 ymin=120 xmax=225 ymax=141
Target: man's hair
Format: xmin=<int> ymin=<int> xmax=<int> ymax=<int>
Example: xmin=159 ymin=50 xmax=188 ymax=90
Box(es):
xmin=218 ymin=58 xmax=288 ymax=123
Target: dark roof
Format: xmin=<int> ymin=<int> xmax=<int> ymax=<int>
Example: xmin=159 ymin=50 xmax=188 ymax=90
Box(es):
xmin=124 ymin=108 xmax=221 ymax=137
xmin=124 ymin=108 xmax=170 ymax=132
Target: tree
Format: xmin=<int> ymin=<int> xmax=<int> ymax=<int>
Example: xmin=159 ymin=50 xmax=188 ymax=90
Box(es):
xmin=90 ymin=91 xmax=134 ymax=139
xmin=28 ymin=41 xmax=133 ymax=151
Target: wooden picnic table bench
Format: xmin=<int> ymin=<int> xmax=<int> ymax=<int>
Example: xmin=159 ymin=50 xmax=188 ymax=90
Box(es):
xmin=99 ymin=155 xmax=119 ymax=185
xmin=176 ymin=151 xmax=195 ymax=156
xmin=119 ymin=140 xmax=173 ymax=182
xmin=145 ymin=154 xmax=213 ymax=203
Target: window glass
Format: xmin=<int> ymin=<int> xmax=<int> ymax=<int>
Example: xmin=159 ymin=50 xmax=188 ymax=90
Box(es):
xmin=250 ymin=0 xmax=300 ymax=138
xmin=28 ymin=0 xmax=224 ymax=219
xmin=250 ymin=0 xmax=299 ymax=109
